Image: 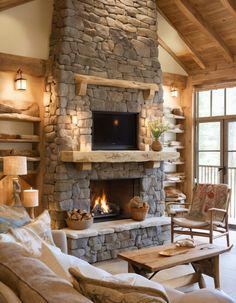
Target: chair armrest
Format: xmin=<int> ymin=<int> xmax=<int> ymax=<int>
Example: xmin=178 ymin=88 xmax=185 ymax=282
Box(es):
xmin=207 ymin=208 xmax=227 ymax=214
xmin=52 ymin=230 xmax=68 ymax=254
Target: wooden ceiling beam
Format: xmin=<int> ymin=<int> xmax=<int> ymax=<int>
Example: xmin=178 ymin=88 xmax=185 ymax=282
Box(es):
xmin=158 ymin=37 xmax=189 ymax=74
xmin=0 ymin=0 xmax=32 ymax=11
xmin=174 ymin=0 xmax=234 ymax=63
xmin=220 ymin=0 xmax=236 ymax=18
xmin=156 ymin=6 xmax=206 ymax=70
xmin=0 ymin=52 xmax=46 ymax=77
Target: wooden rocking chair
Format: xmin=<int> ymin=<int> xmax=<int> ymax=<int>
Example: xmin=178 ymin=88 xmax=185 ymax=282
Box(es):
xmin=171 ymin=183 xmax=231 ymax=247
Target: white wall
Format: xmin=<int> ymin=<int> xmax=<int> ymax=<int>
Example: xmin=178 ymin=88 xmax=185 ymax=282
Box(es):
xmin=159 ymin=47 xmax=187 ymax=76
xmin=0 ymin=0 xmax=53 ymax=59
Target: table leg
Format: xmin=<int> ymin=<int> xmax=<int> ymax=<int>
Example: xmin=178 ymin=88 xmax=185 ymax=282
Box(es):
xmin=213 ymin=255 xmax=220 ymax=289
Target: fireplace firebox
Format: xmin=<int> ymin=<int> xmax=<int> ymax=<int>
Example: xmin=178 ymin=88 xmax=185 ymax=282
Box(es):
xmin=90 ymin=179 xmax=140 ymax=222
xmin=92 ymin=111 xmax=138 ymax=150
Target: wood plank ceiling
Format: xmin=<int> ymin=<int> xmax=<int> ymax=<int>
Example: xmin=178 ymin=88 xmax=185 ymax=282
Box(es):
xmin=0 ymin=0 xmax=32 ymax=11
xmin=157 ymin=0 xmax=236 ymax=86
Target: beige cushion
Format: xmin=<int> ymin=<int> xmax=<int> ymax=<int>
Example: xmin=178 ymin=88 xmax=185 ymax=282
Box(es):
xmin=0 ymin=242 xmax=92 ymax=303
xmin=0 ymin=281 xmax=22 ymax=303
xmin=172 ymin=217 xmax=209 ymax=228
xmin=70 ymin=267 xmax=169 ymax=303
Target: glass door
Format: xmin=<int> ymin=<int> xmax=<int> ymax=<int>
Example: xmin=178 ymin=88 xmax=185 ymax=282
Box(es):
xmin=195 ymin=87 xmax=236 ymax=221
xmin=226 ymin=120 xmax=236 ymax=218
xmin=196 ymin=121 xmax=223 ymax=184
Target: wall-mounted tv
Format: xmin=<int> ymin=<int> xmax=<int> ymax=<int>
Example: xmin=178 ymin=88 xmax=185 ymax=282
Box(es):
xmin=92 ymin=111 xmax=138 ymax=150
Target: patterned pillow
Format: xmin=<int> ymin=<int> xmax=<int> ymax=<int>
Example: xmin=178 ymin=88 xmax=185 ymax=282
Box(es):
xmin=70 ymin=268 xmax=169 ymax=303
xmin=0 ymin=205 xmax=31 ymax=233
xmin=23 ymin=210 xmax=56 ymax=246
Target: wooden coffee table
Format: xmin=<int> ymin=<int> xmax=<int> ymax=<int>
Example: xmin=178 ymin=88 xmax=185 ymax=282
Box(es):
xmin=118 ymin=242 xmax=231 ymax=289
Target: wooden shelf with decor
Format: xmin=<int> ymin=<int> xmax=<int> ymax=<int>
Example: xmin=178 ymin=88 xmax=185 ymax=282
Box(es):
xmin=0 ymin=101 xmax=41 ymax=204
xmin=163 ymin=107 xmax=186 ymax=213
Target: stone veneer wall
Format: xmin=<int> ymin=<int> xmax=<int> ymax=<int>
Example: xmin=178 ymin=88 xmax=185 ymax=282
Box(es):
xmin=66 ymin=219 xmax=170 ymax=263
xmin=44 ymin=0 xmax=165 ymax=228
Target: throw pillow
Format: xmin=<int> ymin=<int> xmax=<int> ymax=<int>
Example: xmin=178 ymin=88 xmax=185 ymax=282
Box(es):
xmin=0 ymin=242 xmax=92 ymax=303
xmin=23 ymin=210 xmax=55 ymax=246
xmin=69 ymin=268 xmax=169 ymax=303
xmin=0 ymin=205 xmax=31 ymax=233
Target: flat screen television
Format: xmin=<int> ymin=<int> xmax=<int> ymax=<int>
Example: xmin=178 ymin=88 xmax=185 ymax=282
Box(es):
xmin=92 ymin=111 xmax=138 ymax=150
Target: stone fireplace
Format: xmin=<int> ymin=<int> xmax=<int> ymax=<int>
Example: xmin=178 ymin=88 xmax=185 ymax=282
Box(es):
xmin=90 ymin=178 xmax=140 ymax=221
xmin=43 ymin=0 xmax=176 ymax=261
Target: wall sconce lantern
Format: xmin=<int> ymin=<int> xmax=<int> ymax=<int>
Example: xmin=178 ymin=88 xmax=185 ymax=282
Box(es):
xmin=15 ymin=69 xmax=27 ymax=90
xmin=170 ymin=85 xmax=178 ymax=97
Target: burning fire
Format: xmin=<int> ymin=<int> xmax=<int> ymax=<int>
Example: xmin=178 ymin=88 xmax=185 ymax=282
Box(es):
xmin=93 ymin=191 xmax=111 ymax=214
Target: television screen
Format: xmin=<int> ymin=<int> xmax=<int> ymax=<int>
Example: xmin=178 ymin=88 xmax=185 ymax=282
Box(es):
xmin=92 ymin=111 xmax=138 ymax=150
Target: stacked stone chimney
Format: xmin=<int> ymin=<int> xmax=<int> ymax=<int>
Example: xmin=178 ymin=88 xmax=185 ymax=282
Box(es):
xmin=44 ymin=0 xmax=165 ymax=228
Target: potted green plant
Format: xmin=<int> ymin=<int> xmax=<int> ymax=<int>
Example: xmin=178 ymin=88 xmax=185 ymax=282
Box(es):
xmin=149 ymin=117 xmax=169 ymax=151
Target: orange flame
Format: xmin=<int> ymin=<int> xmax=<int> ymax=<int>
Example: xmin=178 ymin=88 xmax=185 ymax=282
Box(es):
xmin=93 ymin=191 xmax=110 ymax=213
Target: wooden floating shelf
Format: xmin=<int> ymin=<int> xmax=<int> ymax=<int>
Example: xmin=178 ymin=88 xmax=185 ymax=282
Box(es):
xmin=75 ymin=74 xmax=159 ymax=101
xmin=165 ymin=114 xmax=185 ymax=120
xmin=0 ymin=113 xmax=41 ymax=122
xmin=0 ymin=156 xmax=40 ymax=162
xmin=166 ymin=129 xmax=184 ymax=134
xmin=0 ymin=138 xmax=39 ymax=143
xmin=164 ymin=161 xmax=184 ymax=165
xmin=60 ymin=150 xmax=179 ymax=171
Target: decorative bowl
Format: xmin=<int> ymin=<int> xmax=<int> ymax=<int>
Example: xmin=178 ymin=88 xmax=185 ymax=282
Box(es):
xmin=66 ymin=217 xmax=93 ymax=230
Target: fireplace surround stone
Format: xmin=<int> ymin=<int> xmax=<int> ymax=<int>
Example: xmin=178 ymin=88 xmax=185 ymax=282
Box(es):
xmin=44 ymin=0 xmax=169 ymax=237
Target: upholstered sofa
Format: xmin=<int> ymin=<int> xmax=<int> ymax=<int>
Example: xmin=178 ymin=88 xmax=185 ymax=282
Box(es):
xmin=0 ymin=208 xmax=235 ymax=303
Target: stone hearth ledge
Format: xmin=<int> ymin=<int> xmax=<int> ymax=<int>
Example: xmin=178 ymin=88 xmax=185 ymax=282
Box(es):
xmin=62 ymin=216 xmax=170 ymax=239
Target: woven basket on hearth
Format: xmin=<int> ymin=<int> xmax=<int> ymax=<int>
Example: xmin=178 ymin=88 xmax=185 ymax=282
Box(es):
xmin=130 ymin=204 xmax=149 ymax=221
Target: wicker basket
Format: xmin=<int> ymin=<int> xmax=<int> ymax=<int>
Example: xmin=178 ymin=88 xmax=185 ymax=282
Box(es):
xmin=66 ymin=218 xmax=93 ymax=230
xmin=130 ymin=205 xmax=149 ymax=221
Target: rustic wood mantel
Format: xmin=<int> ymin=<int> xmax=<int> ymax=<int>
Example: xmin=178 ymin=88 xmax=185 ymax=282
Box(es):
xmin=75 ymin=74 xmax=159 ymax=101
xmin=60 ymin=150 xmax=179 ymax=170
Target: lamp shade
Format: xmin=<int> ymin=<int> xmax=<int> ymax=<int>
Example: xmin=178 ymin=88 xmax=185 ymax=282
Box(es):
xmin=3 ymin=156 xmax=27 ymax=176
xmin=23 ymin=188 xmax=39 ymax=207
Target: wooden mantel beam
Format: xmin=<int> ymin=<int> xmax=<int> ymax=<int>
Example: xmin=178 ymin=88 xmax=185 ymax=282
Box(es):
xmin=75 ymin=74 xmax=159 ymax=101
xmin=220 ymin=0 xmax=236 ymax=18
xmin=158 ymin=37 xmax=189 ymax=74
xmin=174 ymin=0 xmax=234 ymax=64
xmin=0 ymin=0 xmax=32 ymax=11
xmin=156 ymin=6 xmax=206 ymax=70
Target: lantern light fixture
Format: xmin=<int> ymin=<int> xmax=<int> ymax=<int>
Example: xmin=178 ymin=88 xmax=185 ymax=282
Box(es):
xmin=15 ymin=69 xmax=27 ymax=90
xmin=170 ymin=85 xmax=178 ymax=97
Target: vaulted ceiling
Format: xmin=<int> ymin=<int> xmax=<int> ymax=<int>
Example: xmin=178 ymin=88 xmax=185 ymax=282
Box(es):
xmin=157 ymin=0 xmax=236 ymax=85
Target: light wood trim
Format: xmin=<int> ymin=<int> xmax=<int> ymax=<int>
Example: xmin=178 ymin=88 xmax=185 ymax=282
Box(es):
xmin=158 ymin=37 xmax=188 ymax=73
xmin=192 ymin=65 xmax=236 ymax=85
xmin=163 ymin=72 xmax=187 ymax=89
xmin=0 ymin=0 xmax=32 ymax=11
xmin=174 ymin=0 xmax=234 ymax=63
xmin=0 ymin=52 xmax=46 ymax=77
xmin=75 ymin=74 xmax=159 ymax=101
xmin=220 ymin=0 xmax=236 ymax=18
xmin=156 ymin=7 xmax=206 ymax=69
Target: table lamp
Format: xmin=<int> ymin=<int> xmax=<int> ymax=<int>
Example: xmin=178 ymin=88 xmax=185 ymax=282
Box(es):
xmin=3 ymin=156 xmax=27 ymax=206
xmin=23 ymin=188 xmax=39 ymax=219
